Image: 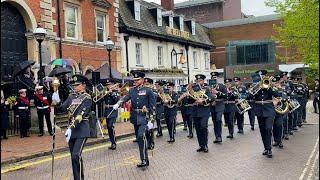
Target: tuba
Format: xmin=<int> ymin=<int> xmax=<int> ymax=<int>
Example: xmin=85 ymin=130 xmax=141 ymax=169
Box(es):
xmin=187 ymin=83 xmax=208 ymax=102
xmin=273 ymin=97 xmax=289 ymax=114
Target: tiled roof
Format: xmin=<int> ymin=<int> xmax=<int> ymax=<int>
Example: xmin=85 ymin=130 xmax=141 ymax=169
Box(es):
xmin=119 ymin=0 xmax=214 ymax=49
xmin=175 ymin=0 xmax=223 ymax=9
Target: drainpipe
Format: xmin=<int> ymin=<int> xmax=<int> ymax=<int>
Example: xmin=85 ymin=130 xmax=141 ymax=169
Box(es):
xmin=57 ymin=0 xmax=62 ymax=58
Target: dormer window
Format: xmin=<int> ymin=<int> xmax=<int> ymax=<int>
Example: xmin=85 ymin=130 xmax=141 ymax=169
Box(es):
xmin=191 ymin=21 xmax=195 ymax=35
xmin=157 ymin=9 xmax=162 ymax=26
xmin=169 ymin=16 xmax=173 ymax=28
xmin=179 ymin=16 xmax=184 ymax=31
xmin=134 ymin=1 xmax=141 ymax=21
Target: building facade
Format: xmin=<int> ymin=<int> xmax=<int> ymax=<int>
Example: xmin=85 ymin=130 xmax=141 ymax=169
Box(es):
xmin=119 ymin=0 xmax=213 ymax=85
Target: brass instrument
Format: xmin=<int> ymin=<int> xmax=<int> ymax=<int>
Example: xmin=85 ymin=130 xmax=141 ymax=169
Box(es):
xmin=273 ymin=97 xmax=289 ymax=115
xmin=93 ymin=83 xmax=119 ymax=103
xmin=187 ymin=83 xmax=208 ymax=102
xmin=120 ymin=83 xmax=130 ymax=96
xmin=67 ymin=93 xmax=91 ymax=128
xmin=249 ymin=76 xmax=274 ymax=95
xmin=52 ymin=77 xmax=60 ymax=92
xmin=288 ymin=98 xmax=301 ymax=113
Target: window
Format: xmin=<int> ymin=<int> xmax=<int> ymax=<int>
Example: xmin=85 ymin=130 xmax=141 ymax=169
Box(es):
xmin=179 ymin=16 xmax=184 ymax=31
xmin=157 ymin=9 xmax=162 ymax=26
xmin=236 ymin=44 xmax=269 ymax=65
xmin=157 ymin=46 xmax=163 ymax=66
xmin=96 ymin=13 xmax=106 ymax=43
xmin=191 ymin=21 xmax=195 ymax=35
xmin=193 ymin=51 xmax=198 ymax=69
xmin=169 ymin=16 xmax=173 ymax=28
xmin=135 ymin=43 xmax=142 ymax=66
xmin=65 ymin=5 xmax=78 ymax=39
xmin=204 ymin=53 xmax=209 ymax=70
xmin=134 ymin=1 xmax=141 ymax=21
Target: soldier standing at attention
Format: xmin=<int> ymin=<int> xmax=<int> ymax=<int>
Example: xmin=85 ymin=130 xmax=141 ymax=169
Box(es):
xmin=113 ymin=71 xmax=156 ymax=168
xmin=15 ymin=89 xmax=31 ymax=138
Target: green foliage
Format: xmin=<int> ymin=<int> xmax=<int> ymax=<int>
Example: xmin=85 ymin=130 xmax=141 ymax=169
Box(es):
xmin=266 ymin=0 xmax=319 ymax=77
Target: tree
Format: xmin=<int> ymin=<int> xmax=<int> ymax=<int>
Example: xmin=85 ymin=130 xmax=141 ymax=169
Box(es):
xmin=266 ymin=0 xmax=319 ymax=76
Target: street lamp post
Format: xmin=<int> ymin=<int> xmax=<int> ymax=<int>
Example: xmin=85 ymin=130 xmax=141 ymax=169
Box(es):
xmin=33 ymin=24 xmax=47 ymax=85
xmin=106 ymin=37 xmax=114 ymax=79
xmin=171 ymin=48 xmax=184 ymax=69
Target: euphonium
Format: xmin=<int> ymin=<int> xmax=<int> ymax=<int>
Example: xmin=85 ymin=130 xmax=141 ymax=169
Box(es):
xmin=261 ymin=76 xmax=274 ymax=89
xmin=273 ymin=97 xmax=289 ymax=115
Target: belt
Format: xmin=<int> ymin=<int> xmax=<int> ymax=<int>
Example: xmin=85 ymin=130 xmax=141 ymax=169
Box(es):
xmin=133 ymin=108 xmax=148 ymax=113
xmin=18 ymin=107 xmax=28 ymax=110
xmin=37 ymin=106 xmax=49 ymax=109
xmin=247 ymin=100 xmax=255 ymax=102
xmin=215 ymin=99 xmax=223 ymax=102
xmin=297 ymin=95 xmax=304 ymax=97
xmin=105 ymin=104 xmax=115 ymax=108
xmin=225 ymin=101 xmax=235 ymax=104
xmin=255 ymin=100 xmax=273 ymax=104
xmin=183 ymin=104 xmax=193 ymax=107
xmin=156 ymin=102 xmax=162 ymax=105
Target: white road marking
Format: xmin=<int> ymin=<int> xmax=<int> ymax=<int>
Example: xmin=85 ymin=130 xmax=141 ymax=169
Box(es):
xmin=299 ymin=137 xmax=319 ymax=180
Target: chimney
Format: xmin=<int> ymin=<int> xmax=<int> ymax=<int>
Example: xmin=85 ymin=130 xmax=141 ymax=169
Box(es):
xmin=161 ymin=0 xmax=174 ymax=11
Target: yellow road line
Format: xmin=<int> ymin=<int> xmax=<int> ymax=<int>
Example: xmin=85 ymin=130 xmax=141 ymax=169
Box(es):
xmin=1 ymin=125 xmax=183 ymax=174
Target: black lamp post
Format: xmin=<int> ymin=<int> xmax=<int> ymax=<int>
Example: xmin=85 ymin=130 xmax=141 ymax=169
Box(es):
xmin=33 ymin=24 xmax=47 ymax=85
xmin=171 ymin=48 xmax=184 ymax=69
xmin=106 ymin=37 xmax=114 ymax=79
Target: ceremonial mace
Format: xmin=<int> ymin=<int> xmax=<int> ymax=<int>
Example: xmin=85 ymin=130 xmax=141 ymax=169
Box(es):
xmin=51 ymin=78 xmax=60 ymax=180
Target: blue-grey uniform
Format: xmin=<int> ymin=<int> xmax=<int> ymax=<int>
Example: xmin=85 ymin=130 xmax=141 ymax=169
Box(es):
xmin=55 ymin=74 xmax=92 ymax=180
xmin=144 ymin=78 xmax=156 ymax=149
xmin=210 ymin=72 xmax=227 ymax=143
xmin=179 ymin=85 xmax=195 ymax=138
xmin=233 ymin=77 xmax=247 ymax=134
xmin=313 ymin=79 xmax=319 ymax=113
xmin=293 ymin=79 xmax=306 ymax=127
xmin=223 ymin=79 xmax=238 ymax=139
xmin=252 ymin=70 xmax=280 ymax=158
xmin=283 ymin=77 xmax=295 ymax=134
xmin=163 ymin=82 xmax=178 ymax=143
xmin=246 ymin=85 xmax=256 ymax=130
xmin=290 ymin=81 xmax=300 ymax=130
xmin=297 ymin=78 xmax=308 ymax=123
xmin=15 ymin=89 xmax=31 ymax=138
xmin=118 ymin=71 xmax=156 ymax=167
xmin=155 ymin=81 xmax=165 ymax=137
xmin=193 ymin=74 xmax=214 ymax=152
xmin=34 ymin=86 xmax=53 ymax=136
xmin=103 ymin=80 xmax=120 ymax=149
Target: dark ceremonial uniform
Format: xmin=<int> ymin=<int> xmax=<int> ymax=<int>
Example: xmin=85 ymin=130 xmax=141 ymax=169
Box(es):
xmin=313 ymin=80 xmax=319 ymax=113
xmin=155 ymin=81 xmax=165 ymax=137
xmin=119 ymin=71 xmax=156 ymax=167
xmin=298 ymin=78 xmax=308 ymax=123
xmin=290 ymin=82 xmax=299 ymax=130
xmin=272 ymin=76 xmax=285 ymax=148
xmin=247 ymin=86 xmax=256 ymax=130
xmin=163 ymin=82 xmax=178 ymax=143
xmin=193 ymin=74 xmax=214 ymax=152
xmin=55 ymin=75 xmax=92 ymax=180
xmin=234 ymin=78 xmax=247 ymax=134
xmin=179 ymin=85 xmax=195 ymax=138
xmin=34 ymin=87 xmax=53 ymax=136
xmin=224 ymin=79 xmax=238 ymax=139
xmin=293 ymin=79 xmax=306 ymax=127
xmin=104 ymin=81 xmax=120 ymax=150
xmin=144 ymin=78 xmax=155 ymax=149
xmin=283 ymin=77 xmax=295 ymax=135
xmin=1 ymin=97 xmax=9 ymax=139
xmin=15 ymin=90 xmax=31 ymax=138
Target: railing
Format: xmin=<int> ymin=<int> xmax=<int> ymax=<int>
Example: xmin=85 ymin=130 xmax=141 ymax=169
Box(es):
xmin=7 ymin=110 xmax=20 ymax=136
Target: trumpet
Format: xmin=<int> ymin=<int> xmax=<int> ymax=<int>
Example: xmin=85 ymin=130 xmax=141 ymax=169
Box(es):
xmin=249 ymin=76 xmax=274 ymax=95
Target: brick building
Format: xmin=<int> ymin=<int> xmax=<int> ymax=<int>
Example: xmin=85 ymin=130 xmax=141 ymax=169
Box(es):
xmin=1 ymin=0 xmax=120 ymax=85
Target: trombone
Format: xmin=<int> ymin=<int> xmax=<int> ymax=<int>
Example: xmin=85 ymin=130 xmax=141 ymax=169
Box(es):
xmin=93 ymin=83 xmax=119 ymax=103
xmin=249 ymin=76 xmax=274 ymax=95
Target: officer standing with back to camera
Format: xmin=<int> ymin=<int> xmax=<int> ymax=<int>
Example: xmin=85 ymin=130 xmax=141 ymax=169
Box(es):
xmin=144 ymin=77 xmax=156 ymax=150
xmin=223 ymin=79 xmax=238 ymax=139
xmin=313 ymin=79 xmax=319 ymax=113
xmin=192 ymin=74 xmax=213 ymax=152
xmin=178 ymin=84 xmax=195 ymax=138
xmin=34 ymin=85 xmax=53 ymax=136
xmin=250 ymin=70 xmax=280 ymax=158
xmin=210 ymin=72 xmax=227 ymax=144
xmin=163 ymin=82 xmax=178 ymax=143
xmin=113 ymin=71 xmax=156 ymax=168
xmin=52 ymin=74 xmax=92 ymax=180
xmin=154 ymin=81 xmax=165 ymax=137
xmin=103 ymin=79 xmax=120 ymax=150
xmin=233 ymin=77 xmax=247 ymax=134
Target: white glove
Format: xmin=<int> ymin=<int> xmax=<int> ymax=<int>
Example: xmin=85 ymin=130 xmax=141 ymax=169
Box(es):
xmin=113 ymin=103 xmax=120 ymax=110
xmin=147 ymin=121 xmax=154 ymax=130
xmin=52 ymin=92 xmax=61 ymax=105
xmin=65 ymin=128 xmax=72 ymax=143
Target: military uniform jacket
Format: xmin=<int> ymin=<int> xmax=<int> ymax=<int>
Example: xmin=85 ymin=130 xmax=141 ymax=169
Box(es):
xmin=253 ymin=88 xmax=279 ymax=118
xmin=315 ymin=84 xmax=319 ymax=100
xmin=211 ymin=83 xmax=227 ymax=113
xmin=164 ymin=91 xmax=179 ymax=117
xmin=15 ymin=96 xmax=31 ymax=128
xmin=18 ymin=74 xmax=35 ymax=100
xmin=192 ymin=86 xmax=214 ymax=118
xmin=224 ymin=88 xmax=238 ymax=113
xmin=104 ymin=91 xmax=120 ymax=119
xmin=155 ymin=92 xmax=164 ymax=119
xmin=57 ymin=92 xmax=92 ymax=139
xmin=34 ymin=92 xmax=52 ymax=112
xmin=121 ymin=86 xmax=156 ymax=125
xmin=294 ymin=83 xmax=306 ymax=104
xmin=180 ymin=95 xmax=195 ymax=115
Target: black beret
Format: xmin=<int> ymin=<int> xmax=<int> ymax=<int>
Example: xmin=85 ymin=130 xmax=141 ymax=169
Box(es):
xmin=71 ymin=74 xmax=89 ymax=85
xmin=210 ymin=72 xmax=219 ymax=77
xmin=131 ymin=71 xmax=145 ymax=80
xmin=167 ymin=82 xmax=175 ymax=87
xmin=144 ymin=78 xmax=153 ymax=84
xmin=224 ymin=79 xmax=232 ymax=83
xmin=106 ymin=79 xmax=115 ymax=85
xmin=272 ymin=76 xmax=281 ymax=82
xmin=195 ymin=74 xmax=206 ymax=80
xmin=280 ymin=71 xmax=288 ymax=76
xmin=233 ymin=77 xmax=241 ymax=81
xmin=256 ymin=70 xmax=267 ymax=76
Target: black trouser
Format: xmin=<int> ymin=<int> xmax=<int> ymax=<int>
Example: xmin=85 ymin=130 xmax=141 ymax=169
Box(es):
xmin=235 ymin=111 xmax=244 ymax=131
xmin=182 ymin=113 xmax=193 ymax=135
xmin=37 ymin=109 xmax=52 ymax=135
xmin=1 ymin=129 xmax=7 ymax=138
xmin=134 ymin=124 xmax=139 ymax=139
xmin=248 ymin=108 xmax=255 ymax=127
xmin=165 ymin=113 xmax=175 ymax=139
xmin=107 ymin=118 xmax=116 ymax=145
xmin=257 ymin=116 xmax=273 ymax=150
xmin=273 ymin=115 xmax=283 ymax=143
xmin=155 ymin=110 xmax=163 ymax=135
xmin=224 ymin=112 xmax=235 ymax=135
xmin=282 ymin=114 xmax=289 ymax=137
xmin=212 ymin=111 xmax=223 ymax=139
xmin=146 ymin=127 xmax=154 ymax=148
xmin=313 ymin=97 xmax=319 ymax=113
xmin=301 ymin=101 xmax=307 ymax=121
xmin=137 ymin=123 xmax=148 ymax=162
xmin=288 ymin=112 xmax=293 ymax=132
xmin=193 ymin=116 xmax=209 ymax=148
xmin=18 ymin=111 xmax=29 ymax=137
xmin=69 ymin=138 xmax=87 ymax=180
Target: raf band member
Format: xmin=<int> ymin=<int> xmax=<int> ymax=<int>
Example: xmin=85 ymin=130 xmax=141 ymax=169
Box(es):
xmin=34 ymin=85 xmax=53 ymax=136
xmin=113 ymin=71 xmax=156 ymax=168
xmin=178 ymin=84 xmax=195 ymax=138
xmin=233 ymin=77 xmax=247 ymax=134
xmin=144 ymin=77 xmax=156 ymax=149
xmin=154 ymin=81 xmax=165 ymax=137
xmin=104 ymin=79 xmax=120 ymax=150
xmin=52 ymin=74 xmax=92 ymax=180
xmin=163 ymin=82 xmax=178 ymax=143
xmin=224 ymin=79 xmax=238 ymax=139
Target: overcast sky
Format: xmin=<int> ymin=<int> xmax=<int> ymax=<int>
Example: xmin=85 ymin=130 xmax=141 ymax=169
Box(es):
xmin=144 ymin=0 xmax=277 ymax=16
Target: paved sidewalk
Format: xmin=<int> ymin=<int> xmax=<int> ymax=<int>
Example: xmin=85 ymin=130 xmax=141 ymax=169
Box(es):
xmin=1 ymin=114 xmax=183 ymax=165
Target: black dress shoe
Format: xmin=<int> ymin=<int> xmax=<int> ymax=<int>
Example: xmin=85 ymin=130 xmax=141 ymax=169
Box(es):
xmin=262 ymin=150 xmax=268 ymax=155
xmin=156 ymin=133 xmax=163 ymax=137
xmin=251 ymin=126 xmax=254 ymax=130
xmin=272 ymin=142 xmax=279 ymax=147
xmin=187 ymin=134 xmax=193 ymax=138
xmin=284 ymin=135 xmax=289 ymax=140
xmin=226 ymin=135 xmax=233 ymax=139
xmin=289 ymin=131 xmax=293 ymax=135
xmin=38 ymin=134 xmax=44 ymax=137
xmin=167 ymin=139 xmax=175 ymax=143
xmin=267 ymin=150 xmax=273 ymax=158
xmin=297 ymin=124 xmax=302 ymax=127
xmin=25 ymin=135 xmax=30 ymax=137
xmin=133 ymin=139 xmax=138 ymax=143
xmin=196 ymin=147 xmax=204 ymax=152
xmin=137 ymin=160 xmax=149 ymax=168
xmin=293 ymin=127 xmax=298 ymax=131
xmin=213 ymin=138 xmax=222 ymax=143
xmin=278 ymin=142 xmax=284 ymax=149
xmin=203 ymin=146 xmax=209 ymax=153
xmin=108 ymin=144 xmax=117 ymax=150
xmin=148 ymin=144 xmax=154 ymax=150
xmin=183 ymin=127 xmax=187 ymax=131
xmin=49 ymin=132 xmax=53 ymax=136
xmin=237 ymin=130 xmax=244 ymax=134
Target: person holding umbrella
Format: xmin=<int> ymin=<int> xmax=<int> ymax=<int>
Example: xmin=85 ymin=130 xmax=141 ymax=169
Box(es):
xmin=14 ymin=61 xmax=36 ymax=100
